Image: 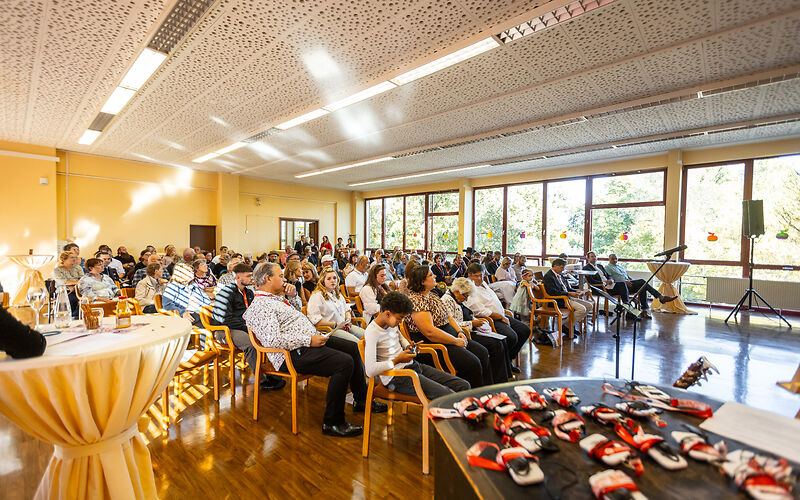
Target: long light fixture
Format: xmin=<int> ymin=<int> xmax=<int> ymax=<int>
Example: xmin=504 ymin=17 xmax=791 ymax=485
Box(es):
xmin=78 ymin=130 xmax=102 ymax=145
xmin=389 ymin=38 xmax=499 ymax=85
xmin=192 ymin=152 xmax=219 ymax=163
xmin=275 ymin=108 xmax=330 ymax=130
xmin=295 ymin=156 xmax=394 ymax=178
xmin=215 ymin=142 xmax=247 ymax=154
xmin=349 ymin=164 xmax=490 ymax=187
xmin=100 ymin=87 xmax=137 ymax=114
xmin=323 ymin=82 xmax=397 ymax=111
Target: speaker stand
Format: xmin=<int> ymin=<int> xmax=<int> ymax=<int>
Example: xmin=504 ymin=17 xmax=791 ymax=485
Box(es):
xmin=725 ymin=237 xmax=792 ymax=328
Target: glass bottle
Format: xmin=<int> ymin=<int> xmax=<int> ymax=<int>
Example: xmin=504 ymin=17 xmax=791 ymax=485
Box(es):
xmin=53 ymin=285 xmax=72 ymax=328
xmin=115 ymin=299 xmax=132 ymax=328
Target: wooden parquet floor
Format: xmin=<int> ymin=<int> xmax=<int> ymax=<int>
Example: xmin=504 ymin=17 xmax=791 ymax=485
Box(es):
xmin=2 ymin=308 xmax=798 ymax=499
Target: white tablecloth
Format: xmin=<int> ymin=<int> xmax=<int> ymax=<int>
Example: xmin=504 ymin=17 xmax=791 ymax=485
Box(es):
xmin=647 ymin=261 xmax=695 ymax=314
xmin=0 ymin=315 xmax=191 ymax=499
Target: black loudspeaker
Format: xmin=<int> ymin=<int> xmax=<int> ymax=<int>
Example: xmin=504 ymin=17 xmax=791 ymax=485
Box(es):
xmin=742 ymin=200 xmax=764 ymax=238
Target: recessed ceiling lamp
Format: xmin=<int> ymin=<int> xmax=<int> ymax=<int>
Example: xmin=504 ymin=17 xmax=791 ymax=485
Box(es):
xmin=349 ymin=164 xmax=490 ymax=187
xmin=323 ymin=82 xmax=398 ymax=111
xmin=215 ymin=142 xmax=247 ymax=154
xmin=295 ymin=156 xmax=394 ymax=178
xmin=100 ymin=87 xmax=137 ymax=114
xmin=275 ymin=108 xmax=330 ymax=130
xmin=78 ymin=130 xmax=102 ymax=145
xmin=389 ymin=38 xmax=499 ymax=85
xmin=192 ymin=152 xmax=219 ymax=163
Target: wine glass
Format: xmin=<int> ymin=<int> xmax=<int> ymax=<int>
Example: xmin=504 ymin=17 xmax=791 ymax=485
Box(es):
xmin=26 ymin=286 xmax=48 ymax=331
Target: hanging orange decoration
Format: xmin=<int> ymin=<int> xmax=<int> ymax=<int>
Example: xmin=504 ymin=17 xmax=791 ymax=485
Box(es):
xmin=776 ymin=229 xmax=789 ymax=240
xmin=620 ymin=232 xmax=629 ymax=241
xmin=413 ymin=232 xmax=418 ymax=237
xmin=707 ymin=232 xmax=718 ymax=242
xmin=487 ymin=231 xmax=493 ymax=238
xmin=559 ymin=231 xmax=567 ymax=239
xmin=443 ymin=233 xmax=449 ymax=239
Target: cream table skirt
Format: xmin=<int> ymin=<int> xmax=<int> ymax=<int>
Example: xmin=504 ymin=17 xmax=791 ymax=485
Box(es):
xmin=647 ymin=261 xmax=696 ymax=314
xmin=0 ymin=315 xmax=191 ymax=499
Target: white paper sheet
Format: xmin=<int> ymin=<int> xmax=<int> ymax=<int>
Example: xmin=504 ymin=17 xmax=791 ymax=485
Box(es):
xmin=472 ymin=331 xmax=507 ymax=341
xmin=699 ymin=402 xmax=800 ymax=464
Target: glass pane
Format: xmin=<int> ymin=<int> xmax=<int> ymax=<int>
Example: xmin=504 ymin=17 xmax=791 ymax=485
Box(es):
xmin=507 ymin=183 xmax=543 ymax=256
xmin=474 ymin=188 xmax=504 ymax=253
xmin=405 ymin=196 xmax=425 ymax=250
xmin=753 ymin=154 xmax=800 ymax=267
xmin=280 ymin=220 xmax=287 ymax=249
xmin=591 ymin=206 xmax=665 ymax=259
xmin=366 ymin=199 xmax=383 ymax=249
xmin=684 ymin=164 xmax=744 ymax=261
xmin=592 ymin=172 xmax=664 ymax=204
xmin=546 ymin=179 xmax=586 ymax=255
xmin=384 ymin=197 xmax=404 ymax=251
xmin=680 ymin=264 xmax=743 ymax=302
xmin=429 ymin=215 xmax=458 ymax=253
xmin=429 ymin=192 xmax=459 ymax=213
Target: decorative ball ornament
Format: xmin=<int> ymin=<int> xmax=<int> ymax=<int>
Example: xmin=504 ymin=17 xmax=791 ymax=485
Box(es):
xmin=444 ymin=233 xmax=449 ymax=239
xmin=707 ymin=232 xmax=718 ymax=242
xmin=559 ymin=231 xmax=567 ymax=239
xmin=620 ymin=232 xmax=629 ymax=241
xmin=776 ymin=229 xmax=789 ymax=240
xmin=372 ymin=233 xmax=376 ymax=239
xmin=520 ymin=231 xmax=526 ymax=239
xmin=413 ymin=232 xmax=418 ymax=237
xmin=487 ymin=231 xmax=493 ymax=238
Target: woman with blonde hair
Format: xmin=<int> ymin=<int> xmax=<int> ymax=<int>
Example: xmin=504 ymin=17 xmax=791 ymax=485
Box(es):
xmin=306 ymin=268 xmax=365 ymax=342
xmin=284 ymin=260 xmax=304 ymax=301
xmin=53 ymin=250 xmax=84 ymax=317
xmin=495 ymin=256 xmax=516 ymax=283
xmin=301 ymin=262 xmax=319 ymax=303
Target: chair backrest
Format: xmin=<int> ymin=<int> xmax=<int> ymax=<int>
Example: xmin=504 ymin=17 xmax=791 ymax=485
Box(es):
xmin=301 ymin=305 xmax=307 ymax=316
xmin=247 ymin=327 xmax=278 ymax=371
xmin=89 ymin=300 xmax=118 ymax=316
xmin=120 ymin=287 xmax=136 ymax=298
xmin=532 ymin=283 xmax=547 ymax=300
xmin=533 ymin=271 xmax=544 ymax=281
xmin=1 ymin=292 xmax=8 ymax=308
xmin=199 ymin=306 xmax=214 ymax=328
xmin=354 ymin=296 xmax=364 ymax=315
xmin=125 ymin=297 xmax=144 ymax=315
xmin=398 ymin=321 xmax=413 ymax=343
xmin=357 ymin=337 xmax=366 ymax=363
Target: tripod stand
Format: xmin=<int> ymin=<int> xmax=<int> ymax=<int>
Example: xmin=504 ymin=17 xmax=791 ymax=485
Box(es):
xmin=725 ymin=237 xmax=792 ymax=328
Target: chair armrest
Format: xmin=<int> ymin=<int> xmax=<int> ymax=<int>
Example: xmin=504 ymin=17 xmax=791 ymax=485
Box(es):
xmin=159 ymin=310 xmax=179 ymax=317
xmin=417 ymin=347 xmax=444 ymax=372
xmin=418 ymin=343 xmax=456 ymax=375
xmin=505 ymin=309 xmax=514 ymax=318
xmin=315 ymin=325 xmax=333 ymax=333
xmin=203 ymin=323 xmax=233 ymax=351
xmin=378 ymin=369 xmax=427 ymax=403
xmin=351 ymin=317 xmax=366 ymax=328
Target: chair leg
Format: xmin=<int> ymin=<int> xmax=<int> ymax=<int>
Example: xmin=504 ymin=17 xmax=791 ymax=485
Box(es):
xmin=229 ymin=350 xmax=236 ymax=397
xmin=422 ymin=404 xmax=430 ymax=475
xmin=162 ymin=386 xmax=169 ymax=426
xmin=291 ymin=377 xmax=298 ymax=435
xmin=362 ymin=380 xmax=375 ymax=458
xmin=402 ymin=402 xmax=409 ymax=415
xmin=252 ymin=353 xmax=261 ymax=421
xmin=387 ymin=402 xmax=394 ymax=426
xmin=213 ymin=357 xmax=220 ymax=401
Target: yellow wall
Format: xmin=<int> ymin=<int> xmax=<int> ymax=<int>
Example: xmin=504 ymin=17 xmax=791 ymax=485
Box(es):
xmin=0 ymin=141 xmax=59 ymax=297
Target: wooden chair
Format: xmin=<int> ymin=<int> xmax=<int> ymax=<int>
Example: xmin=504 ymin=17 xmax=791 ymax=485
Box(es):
xmin=154 ymin=294 xmax=178 ymax=316
xmin=1 ymin=292 xmax=8 ymax=308
xmin=398 ymin=321 xmax=454 ymax=374
xmin=87 ymin=300 xmax=119 ymax=316
xmin=125 ymin=297 xmax=144 ymax=315
xmin=523 ymin=282 xmax=565 ymax=345
xmin=354 ymin=296 xmax=365 ymax=317
xmin=537 ymin=282 xmax=578 ymax=340
xmin=161 ymin=327 xmax=220 ymax=425
xmin=342 ymin=284 xmax=357 ymax=302
xmin=120 ymin=287 xmax=136 ymax=298
xmin=357 ymin=338 xmax=431 ymax=474
xmin=533 ymin=271 xmax=544 ymax=282
xmin=199 ymin=306 xmax=247 ymax=396
xmin=248 ymin=328 xmax=314 ymax=433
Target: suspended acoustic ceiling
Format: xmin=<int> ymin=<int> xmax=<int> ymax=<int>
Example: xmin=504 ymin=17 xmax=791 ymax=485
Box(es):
xmin=2 ymin=0 xmax=799 ymax=190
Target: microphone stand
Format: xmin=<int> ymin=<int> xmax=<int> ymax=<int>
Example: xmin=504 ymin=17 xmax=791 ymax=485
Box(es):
xmin=591 ymin=285 xmax=640 ymax=379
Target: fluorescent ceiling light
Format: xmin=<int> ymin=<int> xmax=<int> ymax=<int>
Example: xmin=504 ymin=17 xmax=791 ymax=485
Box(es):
xmin=295 ymin=156 xmax=394 ymax=178
xmin=389 ymin=38 xmax=499 ymax=85
xmin=78 ymin=130 xmax=102 ymax=145
xmin=275 ymin=108 xmax=329 ymax=130
xmin=192 ymin=152 xmax=220 ymax=163
xmin=120 ymin=48 xmax=167 ymax=90
xmin=349 ymin=164 xmax=490 ymax=187
xmin=215 ymin=142 xmax=247 ymax=154
xmin=101 ymin=86 xmax=136 ymax=114
xmin=323 ymin=82 xmax=398 ymax=111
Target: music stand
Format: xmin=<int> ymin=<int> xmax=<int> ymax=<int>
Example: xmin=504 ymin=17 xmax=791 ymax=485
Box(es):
xmin=590 ymin=285 xmax=641 ymax=379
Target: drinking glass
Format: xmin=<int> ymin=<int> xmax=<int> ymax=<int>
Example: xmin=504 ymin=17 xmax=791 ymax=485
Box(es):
xmin=26 ymin=286 xmax=48 ymax=331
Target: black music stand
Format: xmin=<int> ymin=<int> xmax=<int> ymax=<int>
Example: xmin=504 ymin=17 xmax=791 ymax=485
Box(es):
xmin=590 ymin=285 xmax=641 ymax=379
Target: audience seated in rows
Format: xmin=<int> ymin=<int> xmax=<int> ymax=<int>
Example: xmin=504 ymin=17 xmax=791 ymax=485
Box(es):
xmin=307 ymin=268 xmax=365 ymax=342
xmin=132 ymin=252 xmax=171 ymax=287
xmin=345 ymin=256 xmax=370 ymax=295
xmin=135 ymin=262 xmax=167 ymax=313
xmin=364 ymin=291 xmax=470 ymax=400
xmin=243 ymin=262 xmax=387 ymax=438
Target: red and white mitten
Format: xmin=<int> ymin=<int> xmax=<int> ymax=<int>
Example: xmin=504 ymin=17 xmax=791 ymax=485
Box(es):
xmin=514 ymin=385 xmax=547 ymax=410
xmin=722 ymin=449 xmax=794 ymax=500
xmin=581 ymin=404 xmax=624 ymax=425
xmin=616 ymin=400 xmax=666 ymax=427
xmin=543 ymin=387 xmax=580 ymax=407
xmin=493 ymin=412 xmax=559 ymax=453
xmin=615 ymin=421 xmax=686 ymax=470
xmin=480 ymin=392 xmax=517 ymax=414
xmin=589 ymin=469 xmax=648 ymax=500
xmin=581 ymin=434 xmax=644 ymax=475
xmin=466 ymin=441 xmax=505 ymax=471
xmin=671 ymin=430 xmax=726 ymax=463
xmin=544 ymin=409 xmax=585 ymax=442
xmin=496 ymin=447 xmax=544 ymax=485
xmin=453 ymin=397 xmax=488 ymax=422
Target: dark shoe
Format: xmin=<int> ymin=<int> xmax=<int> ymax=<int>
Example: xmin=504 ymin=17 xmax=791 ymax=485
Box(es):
xmin=322 ymin=422 xmax=364 ymax=437
xmin=640 ymin=310 xmax=652 ymax=319
xmin=259 ymin=375 xmax=286 ymax=391
xmin=353 ymin=400 xmax=388 ymax=413
xmin=511 ymin=364 xmax=521 ymax=374
xmin=660 ymin=296 xmax=678 ymax=303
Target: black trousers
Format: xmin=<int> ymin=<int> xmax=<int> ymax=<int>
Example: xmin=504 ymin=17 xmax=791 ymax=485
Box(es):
xmin=618 ymin=279 xmax=661 ymax=310
xmin=493 ymin=317 xmax=530 ymax=359
xmin=279 ymin=336 xmax=367 ymax=426
xmin=469 ymin=333 xmax=510 ymax=384
xmin=411 ymin=323 xmax=491 ymax=388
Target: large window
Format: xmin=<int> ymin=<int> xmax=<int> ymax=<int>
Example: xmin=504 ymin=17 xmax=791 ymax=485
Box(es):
xmin=546 ymin=179 xmax=586 ymax=256
xmin=384 ymin=197 xmax=404 ymax=250
xmin=405 ymin=195 xmax=425 ymax=250
xmin=507 ymin=184 xmax=543 ymax=257
xmin=429 ymin=215 xmax=459 ymax=253
xmin=366 ymin=199 xmax=382 ymax=249
xmin=364 ymin=190 xmax=457 ymax=253
xmin=474 ymin=188 xmax=503 ymax=252
xmin=753 ymin=155 xmax=800 ymax=278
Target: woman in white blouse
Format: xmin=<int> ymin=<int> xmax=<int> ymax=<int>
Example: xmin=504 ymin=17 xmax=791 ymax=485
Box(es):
xmin=358 ymin=264 xmax=391 ymax=324
xmin=306 ymin=268 xmax=366 ymax=342
xmin=494 ymin=257 xmax=517 ymax=283
xmin=77 ymin=258 xmax=119 ymax=300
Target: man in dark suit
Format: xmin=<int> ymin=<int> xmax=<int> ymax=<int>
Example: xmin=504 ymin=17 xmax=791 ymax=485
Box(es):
xmin=543 ymin=258 xmax=593 ymax=334
xmin=583 ymin=251 xmax=629 ymax=298
xmin=294 ymin=236 xmax=306 ymax=254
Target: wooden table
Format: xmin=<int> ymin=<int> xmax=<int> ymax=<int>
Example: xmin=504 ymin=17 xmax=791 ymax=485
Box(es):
xmin=0 ymin=315 xmax=190 ymax=499
xmin=430 ymin=377 xmax=795 ymax=499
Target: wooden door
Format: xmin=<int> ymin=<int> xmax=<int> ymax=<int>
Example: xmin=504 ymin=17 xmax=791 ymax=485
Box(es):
xmin=190 ymin=225 xmax=216 ymax=253
xmin=308 ymin=222 xmax=319 ymax=244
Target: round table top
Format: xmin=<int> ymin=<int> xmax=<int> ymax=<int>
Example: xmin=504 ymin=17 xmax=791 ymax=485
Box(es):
xmin=646 ymin=260 xmax=690 ymax=268
xmin=0 ymin=315 xmax=191 ymax=371
xmin=429 ymin=377 xmax=794 ymax=499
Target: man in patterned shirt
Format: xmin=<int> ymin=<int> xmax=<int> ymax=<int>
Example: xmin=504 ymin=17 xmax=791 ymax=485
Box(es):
xmin=244 ymin=262 xmax=387 ymax=438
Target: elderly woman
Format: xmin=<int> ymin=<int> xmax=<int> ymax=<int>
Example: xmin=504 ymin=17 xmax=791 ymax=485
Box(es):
xmin=53 ymin=250 xmax=84 ymax=317
xmin=161 ymin=265 xmax=210 ymax=326
xmin=359 ymin=264 xmax=391 ymax=324
xmin=402 ymin=264 xmax=494 ymax=389
xmin=306 ymin=268 xmax=365 ymax=343
xmin=135 ymin=262 xmax=167 ymax=313
xmin=495 ymin=257 xmax=516 ymax=283
xmin=191 ymin=259 xmax=217 ymax=289
xmin=77 ymin=258 xmax=119 ymax=300
xmin=442 ymin=277 xmax=511 ymax=383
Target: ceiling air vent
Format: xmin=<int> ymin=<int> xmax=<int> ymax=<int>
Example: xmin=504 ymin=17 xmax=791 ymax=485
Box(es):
xmin=147 ymin=0 xmax=217 ymax=54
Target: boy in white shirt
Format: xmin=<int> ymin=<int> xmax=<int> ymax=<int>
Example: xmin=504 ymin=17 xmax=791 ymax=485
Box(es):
xmin=364 ymin=292 xmax=470 ymax=400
